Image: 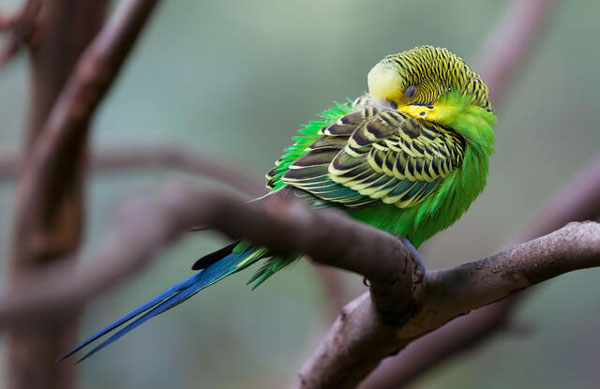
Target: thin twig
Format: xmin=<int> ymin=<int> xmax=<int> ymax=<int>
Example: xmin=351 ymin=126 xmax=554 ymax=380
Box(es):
xmin=0 ymin=0 xmax=40 ymax=67
xmin=0 ymin=144 xmax=265 ymax=196
xmin=477 ymin=0 xmax=557 ymax=102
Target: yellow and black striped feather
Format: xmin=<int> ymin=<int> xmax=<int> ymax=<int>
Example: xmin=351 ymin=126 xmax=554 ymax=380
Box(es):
xmin=281 ymin=99 xmax=466 ymax=209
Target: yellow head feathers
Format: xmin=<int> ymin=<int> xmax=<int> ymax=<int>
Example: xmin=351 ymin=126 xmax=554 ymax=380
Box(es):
xmin=367 ymin=46 xmax=493 ymax=113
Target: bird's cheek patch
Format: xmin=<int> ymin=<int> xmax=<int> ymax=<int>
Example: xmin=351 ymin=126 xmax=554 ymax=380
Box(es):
xmin=400 ymin=104 xmax=436 ymax=120
xmin=400 ymin=103 xmax=459 ymax=124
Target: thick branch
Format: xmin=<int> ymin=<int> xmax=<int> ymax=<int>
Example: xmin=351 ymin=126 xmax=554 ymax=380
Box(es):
xmin=12 ymin=0 xmax=162 ymax=266
xmin=6 ymin=1 xmax=110 ymax=389
xmin=404 ymin=222 xmax=600 ymax=337
xmin=0 ymin=181 xmax=421 ymax=324
xmin=7 ymin=1 xmax=160 ymax=388
xmin=0 ymin=182 xmax=597 ymax=350
xmin=24 ymin=0 xmax=110 ymax=147
xmin=298 ymin=221 xmax=600 ymax=388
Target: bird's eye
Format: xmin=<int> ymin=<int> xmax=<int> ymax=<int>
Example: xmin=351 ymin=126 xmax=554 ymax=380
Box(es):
xmin=405 ymin=85 xmax=417 ymax=99
xmin=386 ymin=100 xmax=397 ymax=109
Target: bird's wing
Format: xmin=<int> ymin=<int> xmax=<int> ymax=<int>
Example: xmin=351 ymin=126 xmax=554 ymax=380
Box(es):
xmin=281 ymin=104 xmax=466 ymax=208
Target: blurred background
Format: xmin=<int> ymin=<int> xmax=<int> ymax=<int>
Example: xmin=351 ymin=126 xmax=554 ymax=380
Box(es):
xmin=0 ymin=0 xmax=599 ymax=387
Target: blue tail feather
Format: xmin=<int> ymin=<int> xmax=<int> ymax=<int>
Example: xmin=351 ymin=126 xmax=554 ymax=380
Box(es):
xmin=57 ymin=274 xmax=199 ymax=362
xmin=60 ymin=249 xmax=266 ymax=362
xmin=75 ymin=280 xmax=203 ymax=363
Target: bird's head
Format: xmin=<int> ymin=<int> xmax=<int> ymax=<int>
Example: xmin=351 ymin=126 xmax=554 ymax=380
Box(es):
xmin=368 ymin=46 xmax=493 ymax=113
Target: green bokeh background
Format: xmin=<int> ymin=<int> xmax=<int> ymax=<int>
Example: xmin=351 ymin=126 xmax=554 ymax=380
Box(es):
xmin=0 ymin=0 xmax=599 ymax=388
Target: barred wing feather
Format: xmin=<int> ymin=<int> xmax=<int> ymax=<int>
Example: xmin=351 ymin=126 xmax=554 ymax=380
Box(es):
xmin=282 ymin=104 xmax=466 ymax=209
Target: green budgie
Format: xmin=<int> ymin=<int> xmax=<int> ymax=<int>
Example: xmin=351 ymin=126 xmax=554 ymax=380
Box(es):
xmin=62 ymin=46 xmax=496 ymax=361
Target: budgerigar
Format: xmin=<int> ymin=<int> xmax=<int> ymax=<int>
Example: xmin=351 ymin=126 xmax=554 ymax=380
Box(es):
xmin=62 ymin=46 xmax=496 ymax=362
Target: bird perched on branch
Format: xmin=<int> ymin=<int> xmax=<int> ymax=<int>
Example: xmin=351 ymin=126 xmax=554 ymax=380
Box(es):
xmin=62 ymin=46 xmax=496 ymax=362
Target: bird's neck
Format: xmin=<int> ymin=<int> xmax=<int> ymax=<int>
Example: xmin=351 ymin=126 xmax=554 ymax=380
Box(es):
xmin=401 ymin=91 xmax=495 ymax=149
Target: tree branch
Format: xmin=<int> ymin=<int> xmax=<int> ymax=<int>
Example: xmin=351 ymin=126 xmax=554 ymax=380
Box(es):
xmin=0 ymin=143 xmax=265 ymax=196
xmin=0 ymin=0 xmax=40 ymax=67
xmin=7 ymin=0 xmax=160 ymax=388
xmin=13 ymin=0 xmax=162 ymax=256
xmin=6 ymin=1 xmax=110 ymax=388
xmin=297 ymin=221 xmax=600 ymax=388
xmin=414 ymin=222 xmax=600 ymax=334
xmin=0 ymin=182 xmax=596 ymax=360
xmin=0 ymin=182 xmax=419 ymax=324
xmin=476 ymin=0 xmax=557 ymax=102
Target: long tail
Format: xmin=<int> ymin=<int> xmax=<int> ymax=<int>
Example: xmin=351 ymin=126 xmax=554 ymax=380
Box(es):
xmin=59 ymin=245 xmax=268 ymax=363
